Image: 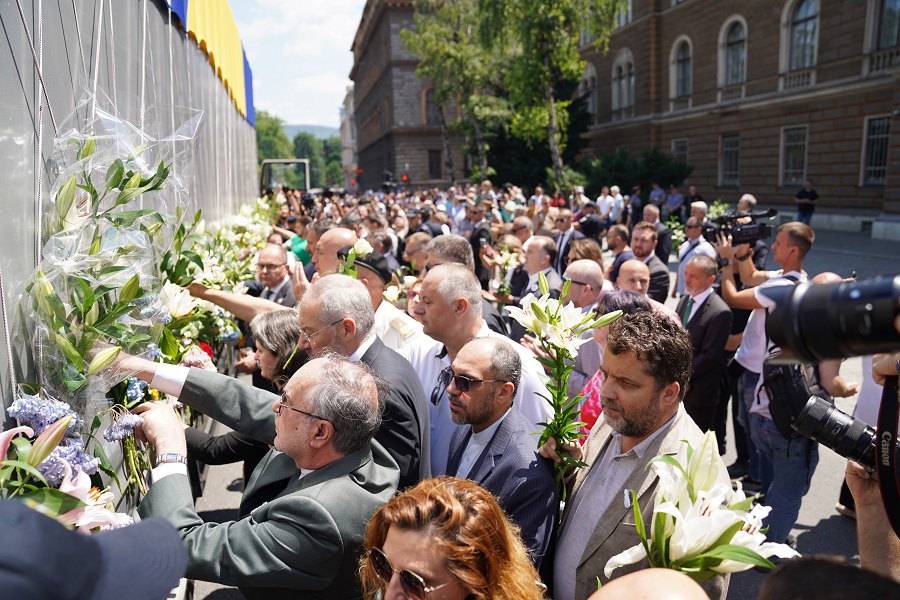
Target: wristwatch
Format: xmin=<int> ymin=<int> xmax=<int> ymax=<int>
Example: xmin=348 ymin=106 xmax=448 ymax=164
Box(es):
xmin=155 ymin=453 xmax=188 ymax=467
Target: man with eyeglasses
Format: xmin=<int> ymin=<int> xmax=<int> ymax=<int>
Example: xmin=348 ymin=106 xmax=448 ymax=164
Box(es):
xmin=401 ymin=264 xmax=552 ymax=475
xmin=445 ymin=337 xmax=558 ymax=577
xmin=553 ymin=208 xmax=584 ymax=274
xmin=124 ymin=353 xmax=398 ymax=600
xmin=673 ymin=216 xmax=717 ymax=298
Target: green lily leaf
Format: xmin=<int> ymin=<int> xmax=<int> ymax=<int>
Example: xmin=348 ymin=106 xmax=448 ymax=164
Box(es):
xmin=160 ymin=327 xmax=180 ymax=359
xmin=0 ymin=460 xmax=49 ymax=486
xmin=692 ymin=544 xmax=775 ymax=570
xmin=20 ymin=487 xmax=87 ymax=516
xmin=80 ymin=138 xmax=96 ymax=160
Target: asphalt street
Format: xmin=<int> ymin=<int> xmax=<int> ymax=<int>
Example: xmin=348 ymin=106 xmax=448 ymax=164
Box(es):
xmin=191 ymin=227 xmax=900 ymax=600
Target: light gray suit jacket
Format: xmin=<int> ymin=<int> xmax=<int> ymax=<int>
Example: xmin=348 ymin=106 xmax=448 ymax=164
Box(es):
xmin=138 ymin=369 xmax=399 ymax=600
xmin=559 ymin=406 xmax=730 ymax=600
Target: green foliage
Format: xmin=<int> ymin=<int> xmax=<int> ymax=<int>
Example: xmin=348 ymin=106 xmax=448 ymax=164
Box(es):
xmin=255 ymin=110 xmax=294 ymax=164
xmin=293 ymin=132 xmax=325 ymax=188
xmin=708 ymin=199 xmax=731 ymax=220
xmin=583 ymin=147 xmax=693 ymax=198
xmin=545 ymin=165 xmax=586 ymax=192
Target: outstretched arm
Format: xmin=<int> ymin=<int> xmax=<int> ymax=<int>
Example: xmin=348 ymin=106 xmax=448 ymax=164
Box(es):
xmin=187 ymin=281 xmax=289 ymax=322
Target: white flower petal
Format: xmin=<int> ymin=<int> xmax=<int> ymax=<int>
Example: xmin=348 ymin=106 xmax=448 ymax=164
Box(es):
xmin=604 ymin=542 xmax=648 ymax=578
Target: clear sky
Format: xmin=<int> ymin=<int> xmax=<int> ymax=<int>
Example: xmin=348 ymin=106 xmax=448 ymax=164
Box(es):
xmin=230 ymin=0 xmax=367 ymax=128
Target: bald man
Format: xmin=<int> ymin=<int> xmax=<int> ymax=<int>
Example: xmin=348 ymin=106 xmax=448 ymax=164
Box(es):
xmin=588 ymin=568 xmax=708 ymax=600
xmin=312 ymin=228 xmax=358 ymax=276
xmin=617 ymin=259 xmax=681 ymax=325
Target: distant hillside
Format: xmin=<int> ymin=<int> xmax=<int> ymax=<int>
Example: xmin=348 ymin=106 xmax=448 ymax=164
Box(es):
xmin=283 ymin=124 xmax=340 ymax=141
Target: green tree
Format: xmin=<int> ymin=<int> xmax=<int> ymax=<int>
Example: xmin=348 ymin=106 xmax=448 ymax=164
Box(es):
xmin=477 ymin=0 xmax=624 ymax=189
xmin=255 ymin=110 xmax=294 ymax=164
xmin=583 ymin=147 xmax=693 ymax=196
xmin=293 ymin=132 xmax=325 ymax=188
xmin=402 ymin=0 xmax=511 ymax=181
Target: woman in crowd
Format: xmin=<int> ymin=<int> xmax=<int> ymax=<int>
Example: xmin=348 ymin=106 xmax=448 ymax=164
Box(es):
xmin=406 ymin=278 xmax=424 ymax=323
xmin=579 ymin=291 xmax=652 ymax=432
xmin=360 ymin=477 xmax=546 ymax=600
xmin=186 ymin=309 xmax=307 ymax=481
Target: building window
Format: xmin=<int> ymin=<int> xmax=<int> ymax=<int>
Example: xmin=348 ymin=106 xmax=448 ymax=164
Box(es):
xmin=579 ymin=27 xmax=595 ymax=47
xmin=428 ymin=150 xmax=442 ymax=180
xmin=720 ymin=134 xmax=740 ymax=186
xmin=790 ymin=0 xmax=817 ymax=71
xmin=675 ymin=41 xmax=692 ymax=97
xmin=580 ymin=62 xmax=599 ymax=117
xmin=781 ymin=126 xmax=808 ymax=186
xmin=611 ymin=49 xmax=635 ymax=118
xmin=672 ymin=139 xmax=688 ymax=164
xmin=424 ymin=89 xmax=441 ymax=126
xmin=880 ymin=0 xmax=900 ymax=48
xmin=863 ymin=116 xmax=891 ymax=185
xmin=725 ymin=22 xmax=747 ymax=85
xmin=616 ymin=0 xmax=633 ymax=28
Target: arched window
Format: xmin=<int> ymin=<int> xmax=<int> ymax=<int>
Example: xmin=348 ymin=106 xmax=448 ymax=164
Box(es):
xmin=790 ymin=0 xmax=817 ymax=70
xmin=725 ymin=22 xmax=746 ymax=85
xmin=611 ymin=48 xmax=635 ymax=114
xmin=580 ymin=62 xmax=599 ymax=117
xmin=675 ymin=41 xmax=692 ymax=97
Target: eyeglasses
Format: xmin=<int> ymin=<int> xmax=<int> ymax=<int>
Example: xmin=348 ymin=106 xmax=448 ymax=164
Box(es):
xmin=407 ymin=290 xmax=420 ymax=300
xmin=437 ymin=367 xmax=508 ymax=393
xmin=257 ymin=262 xmax=287 ymax=271
xmin=512 ymin=225 xmax=528 ymax=232
xmin=300 ymin=319 xmax=343 ymax=346
xmin=555 ymin=217 xmax=570 ymax=222
xmin=685 ymin=224 xmax=700 ymax=229
xmin=424 ymin=263 xmax=439 ymax=272
xmin=563 ymin=276 xmax=591 ymax=288
xmin=275 ymin=394 xmax=332 ymax=424
xmin=369 ymin=547 xmax=450 ymax=599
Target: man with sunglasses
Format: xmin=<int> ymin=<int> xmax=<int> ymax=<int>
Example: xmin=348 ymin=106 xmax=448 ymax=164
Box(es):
xmin=127 ymin=354 xmax=398 ymax=600
xmin=402 ymin=264 xmax=552 ymax=475
xmin=445 ymin=337 xmax=558 ymax=577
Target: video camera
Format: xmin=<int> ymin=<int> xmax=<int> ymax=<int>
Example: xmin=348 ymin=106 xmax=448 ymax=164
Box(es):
xmin=761 ymin=274 xmax=900 ymax=535
xmin=703 ymin=208 xmax=778 ymax=245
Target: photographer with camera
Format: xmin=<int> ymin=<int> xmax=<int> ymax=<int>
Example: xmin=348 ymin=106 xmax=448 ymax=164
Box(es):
xmin=719 ymin=222 xmax=815 ymax=545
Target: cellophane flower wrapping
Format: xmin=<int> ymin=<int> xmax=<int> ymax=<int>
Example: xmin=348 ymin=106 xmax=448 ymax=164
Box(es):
xmin=21 ymin=91 xmax=202 ymax=423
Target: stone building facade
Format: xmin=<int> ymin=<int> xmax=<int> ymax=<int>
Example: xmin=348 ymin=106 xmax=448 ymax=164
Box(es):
xmin=350 ymin=0 xmax=466 ymax=191
xmin=579 ymin=0 xmax=900 ymax=238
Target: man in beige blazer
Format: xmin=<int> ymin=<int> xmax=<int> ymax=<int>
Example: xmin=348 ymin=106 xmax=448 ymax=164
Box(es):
xmin=543 ymin=311 xmax=730 ymax=600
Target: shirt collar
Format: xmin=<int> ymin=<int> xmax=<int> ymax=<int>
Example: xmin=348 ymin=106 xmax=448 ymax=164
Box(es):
xmin=612 ymin=409 xmax=679 ymax=460
xmin=348 ymin=333 xmax=377 ymax=362
xmin=266 ymin=274 xmax=291 ymax=296
xmin=690 ymin=286 xmax=715 ymax=305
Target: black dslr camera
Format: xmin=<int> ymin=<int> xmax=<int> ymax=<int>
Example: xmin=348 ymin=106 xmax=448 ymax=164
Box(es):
xmin=761 ymin=275 xmax=900 ymax=535
xmin=703 ymin=208 xmax=778 ymax=245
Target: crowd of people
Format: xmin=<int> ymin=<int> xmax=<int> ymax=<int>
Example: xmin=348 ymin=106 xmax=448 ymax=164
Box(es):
xmin=41 ymin=179 xmax=898 ymax=600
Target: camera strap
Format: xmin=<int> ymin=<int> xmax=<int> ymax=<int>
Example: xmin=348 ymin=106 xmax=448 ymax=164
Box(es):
xmin=876 ymin=376 xmax=900 ymax=537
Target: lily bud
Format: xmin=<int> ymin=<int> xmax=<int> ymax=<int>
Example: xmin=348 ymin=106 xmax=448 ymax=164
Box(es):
xmin=87 ymin=346 xmax=121 ymax=376
xmin=29 ymin=415 xmax=72 ymax=467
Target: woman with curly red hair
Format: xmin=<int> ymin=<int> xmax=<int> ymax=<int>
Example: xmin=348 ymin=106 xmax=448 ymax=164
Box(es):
xmin=359 ymin=476 xmax=546 ymax=599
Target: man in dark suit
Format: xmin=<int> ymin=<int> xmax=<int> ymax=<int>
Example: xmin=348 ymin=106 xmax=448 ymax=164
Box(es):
xmin=575 ymin=201 xmax=603 ymax=241
xmin=553 ymin=208 xmax=585 ymax=274
xmin=295 ymin=275 xmax=430 ymax=489
xmin=630 ymin=222 xmax=671 ymax=304
xmin=509 ymin=236 xmax=564 ymax=342
xmin=643 ymin=204 xmax=672 ymax=264
xmin=131 ymin=354 xmax=398 ymax=600
xmin=467 ymin=201 xmax=494 ymax=289
xmin=445 ymin=338 xmax=558 ymax=577
xmin=676 ymin=255 xmax=733 ymax=432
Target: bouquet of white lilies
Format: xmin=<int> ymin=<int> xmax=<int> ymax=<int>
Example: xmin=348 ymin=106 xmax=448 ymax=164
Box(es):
xmin=605 ymin=431 xmax=799 ymax=583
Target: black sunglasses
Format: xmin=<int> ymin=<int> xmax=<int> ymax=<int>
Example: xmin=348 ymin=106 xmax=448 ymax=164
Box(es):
xmin=437 ymin=367 xmax=508 ymax=393
xmin=370 ymin=547 xmax=450 ymax=599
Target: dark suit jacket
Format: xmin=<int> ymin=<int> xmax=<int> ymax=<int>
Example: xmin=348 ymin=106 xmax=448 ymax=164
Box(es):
xmin=554 ymin=229 xmax=585 ymax=273
xmin=644 ymin=254 xmax=671 ymax=304
xmin=360 ymin=337 xmax=431 ymax=489
xmin=139 ymin=369 xmax=399 ymax=600
xmin=560 ymin=407 xmax=730 ymax=600
xmin=447 ymin=409 xmax=558 ymax=576
xmin=677 ymin=292 xmax=733 ymax=413
xmin=654 ymin=221 xmax=673 ymax=264
xmin=470 ymin=221 xmax=494 ymax=290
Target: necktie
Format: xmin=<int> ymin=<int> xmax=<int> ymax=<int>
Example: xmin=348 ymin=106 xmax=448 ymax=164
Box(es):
xmin=261 ymin=288 xmax=272 ymax=300
xmin=682 ymin=296 xmax=694 ymax=326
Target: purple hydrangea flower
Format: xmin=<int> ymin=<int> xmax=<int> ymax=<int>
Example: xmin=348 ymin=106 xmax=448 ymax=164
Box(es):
xmin=7 ymin=394 xmax=83 ymax=437
xmin=38 ymin=438 xmax=99 ymax=487
xmin=125 ymin=377 xmax=148 ymax=403
xmin=146 ymin=343 xmax=162 ymax=360
xmin=103 ymin=413 xmax=144 ymax=442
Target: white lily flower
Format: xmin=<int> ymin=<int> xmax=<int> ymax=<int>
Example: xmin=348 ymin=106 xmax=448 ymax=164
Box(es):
xmin=604 ymin=542 xmax=649 ymax=578
xmin=232 ymin=281 xmax=249 ymax=296
xmin=383 ymin=286 xmax=401 ymax=304
xmin=711 ymin=531 xmax=799 ymax=574
xmin=352 ymin=238 xmax=373 ymax=257
xmin=686 ymin=431 xmax=721 ymax=499
xmin=403 ymin=276 xmax=418 ymax=289
xmin=160 ymin=281 xmax=198 ymax=318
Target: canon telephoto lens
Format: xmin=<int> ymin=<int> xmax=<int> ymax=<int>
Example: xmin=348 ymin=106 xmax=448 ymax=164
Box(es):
xmin=766 ymin=274 xmax=900 ymax=363
xmin=795 ymin=396 xmax=877 ymax=470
